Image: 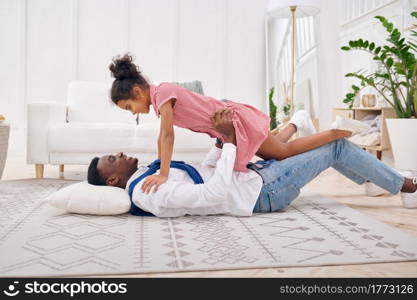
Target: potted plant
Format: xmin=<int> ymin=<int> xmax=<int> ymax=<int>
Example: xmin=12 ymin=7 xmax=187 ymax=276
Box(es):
xmin=0 ymin=114 xmax=9 ymax=179
xmin=341 ymin=12 xmax=417 ymax=171
xmin=268 ymin=87 xmax=292 ymax=134
xmin=269 ymin=87 xmax=278 ymax=130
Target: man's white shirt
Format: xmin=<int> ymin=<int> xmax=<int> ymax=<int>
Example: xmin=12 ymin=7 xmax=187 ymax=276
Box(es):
xmin=125 ymin=144 xmax=263 ymax=217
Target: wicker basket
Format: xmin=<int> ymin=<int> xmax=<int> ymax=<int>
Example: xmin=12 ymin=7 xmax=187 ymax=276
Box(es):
xmin=0 ymin=122 xmax=10 ymax=179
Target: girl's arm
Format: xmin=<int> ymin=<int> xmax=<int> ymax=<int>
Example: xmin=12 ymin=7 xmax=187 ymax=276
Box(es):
xmin=157 ymin=134 xmax=161 ymax=159
xmin=141 ymin=100 xmax=175 ymax=193
xmin=158 ymin=100 xmax=175 ymax=177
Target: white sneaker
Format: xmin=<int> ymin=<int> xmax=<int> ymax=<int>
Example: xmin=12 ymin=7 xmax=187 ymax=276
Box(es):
xmin=399 ymin=171 xmax=417 ymax=209
xmin=365 ymin=181 xmax=387 ymax=197
xmin=289 ymin=110 xmax=317 ymax=137
xmin=331 ymin=115 xmax=372 ymax=135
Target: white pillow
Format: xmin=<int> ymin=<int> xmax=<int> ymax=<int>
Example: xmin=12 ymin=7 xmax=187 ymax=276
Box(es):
xmin=45 ymin=181 xmax=131 ymax=215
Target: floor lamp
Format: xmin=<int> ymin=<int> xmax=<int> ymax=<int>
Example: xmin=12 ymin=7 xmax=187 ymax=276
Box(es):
xmin=268 ymin=0 xmax=319 ymax=118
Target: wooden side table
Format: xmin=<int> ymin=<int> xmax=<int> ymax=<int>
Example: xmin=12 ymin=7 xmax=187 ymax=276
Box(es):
xmin=0 ymin=122 xmax=10 ymax=179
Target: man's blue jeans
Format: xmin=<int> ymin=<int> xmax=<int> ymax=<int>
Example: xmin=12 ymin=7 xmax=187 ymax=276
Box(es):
xmin=249 ymin=139 xmax=405 ymax=213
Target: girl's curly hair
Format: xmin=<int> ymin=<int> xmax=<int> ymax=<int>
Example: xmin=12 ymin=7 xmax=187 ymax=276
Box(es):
xmin=109 ymin=53 xmax=149 ymax=103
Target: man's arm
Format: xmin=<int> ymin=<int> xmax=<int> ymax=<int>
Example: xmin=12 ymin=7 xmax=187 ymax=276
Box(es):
xmin=200 ymin=145 xmax=222 ymax=168
xmin=200 ymin=137 xmax=223 ymax=168
xmin=133 ymin=143 xmax=237 ymax=217
xmin=132 ymin=109 xmax=238 ymax=217
xmin=210 ymin=109 xmax=236 ymax=146
xmin=201 ymin=109 xmax=235 ymax=168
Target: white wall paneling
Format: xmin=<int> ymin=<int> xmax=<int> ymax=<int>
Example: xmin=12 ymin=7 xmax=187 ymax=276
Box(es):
xmin=78 ymin=0 xmax=126 ymax=82
xmin=129 ymin=0 xmax=177 ymax=84
xmin=177 ymin=0 xmax=226 ymax=99
xmin=1 ymin=0 xmax=268 ymax=158
xmin=341 ymin=0 xmax=398 ymax=26
xmin=296 ymin=52 xmax=319 ymax=119
xmin=315 ymin=0 xmax=344 ymax=129
xmin=0 ymin=0 xmax=26 ymax=156
xmin=226 ymin=0 xmax=267 ymax=110
xmin=26 ymin=0 xmax=73 ymax=102
xmin=71 ymin=0 xmax=79 ymax=80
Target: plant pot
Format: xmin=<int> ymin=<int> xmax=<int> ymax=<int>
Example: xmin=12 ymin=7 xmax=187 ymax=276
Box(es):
xmin=386 ymin=118 xmax=417 ymax=171
xmin=0 ymin=122 xmax=10 ymax=179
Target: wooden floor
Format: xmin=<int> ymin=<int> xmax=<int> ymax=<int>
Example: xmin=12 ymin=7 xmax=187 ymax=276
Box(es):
xmin=2 ymin=156 xmax=417 ymax=277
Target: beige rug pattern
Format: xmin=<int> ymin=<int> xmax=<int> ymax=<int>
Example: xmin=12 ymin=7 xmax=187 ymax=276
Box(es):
xmin=1 ymin=179 xmax=417 ymax=276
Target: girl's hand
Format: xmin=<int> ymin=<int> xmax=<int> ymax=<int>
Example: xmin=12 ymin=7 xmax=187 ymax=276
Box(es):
xmin=141 ymin=174 xmax=168 ymax=194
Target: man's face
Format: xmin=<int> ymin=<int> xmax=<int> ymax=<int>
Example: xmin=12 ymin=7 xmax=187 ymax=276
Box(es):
xmin=97 ymin=152 xmax=138 ymax=187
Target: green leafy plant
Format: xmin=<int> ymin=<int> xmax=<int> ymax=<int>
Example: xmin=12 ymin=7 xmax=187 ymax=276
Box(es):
xmin=269 ymin=87 xmax=278 ymax=130
xmin=268 ymin=87 xmax=292 ymax=130
xmin=341 ymin=12 xmax=417 ymax=118
xmin=282 ymin=103 xmax=291 ymax=116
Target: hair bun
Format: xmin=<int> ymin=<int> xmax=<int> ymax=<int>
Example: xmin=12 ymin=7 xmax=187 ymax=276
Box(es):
xmin=109 ymin=53 xmax=140 ymax=80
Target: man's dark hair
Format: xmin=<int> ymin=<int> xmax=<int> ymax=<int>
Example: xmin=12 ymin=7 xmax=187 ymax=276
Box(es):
xmin=87 ymin=157 xmax=105 ymax=186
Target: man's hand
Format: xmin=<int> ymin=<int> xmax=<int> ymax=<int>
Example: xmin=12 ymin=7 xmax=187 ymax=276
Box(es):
xmin=215 ymin=138 xmax=223 ymax=149
xmin=211 ymin=109 xmax=236 ymax=145
xmin=141 ymin=174 xmax=168 ymax=194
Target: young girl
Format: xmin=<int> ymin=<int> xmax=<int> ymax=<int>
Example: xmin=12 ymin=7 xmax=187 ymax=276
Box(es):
xmin=108 ymin=53 xmax=353 ymax=193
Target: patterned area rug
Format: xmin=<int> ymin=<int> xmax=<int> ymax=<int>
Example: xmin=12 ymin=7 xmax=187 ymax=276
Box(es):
xmin=1 ymin=179 xmax=417 ymax=277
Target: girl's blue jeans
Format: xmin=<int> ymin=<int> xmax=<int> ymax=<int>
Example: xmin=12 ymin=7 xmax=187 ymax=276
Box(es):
xmin=249 ymin=138 xmax=405 ymax=213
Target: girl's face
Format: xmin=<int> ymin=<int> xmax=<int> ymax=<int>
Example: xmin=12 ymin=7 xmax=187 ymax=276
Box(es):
xmin=117 ymin=86 xmax=150 ymax=115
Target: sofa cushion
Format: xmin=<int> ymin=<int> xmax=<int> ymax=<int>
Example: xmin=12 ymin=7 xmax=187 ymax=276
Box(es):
xmin=132 ymin=123 xmax=213 ymax=152
xmin=66 ymin=80 xmax=203 ymax=125
xmin=175 ymin=80 xmax=204 ymax=95
xmin=49 ymin=122 xmax=213 ymax=153
xmin=67 ymin=81 xmax=136 ymax=124
xmin=137 ymin=81 xmax=204 ymax=125
xmin=49 ymin=123 xmax=137 ymax=152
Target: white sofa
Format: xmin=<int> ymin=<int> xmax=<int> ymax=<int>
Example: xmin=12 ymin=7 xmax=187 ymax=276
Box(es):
xmin=27 ymin=80 xmax=214 ymax=178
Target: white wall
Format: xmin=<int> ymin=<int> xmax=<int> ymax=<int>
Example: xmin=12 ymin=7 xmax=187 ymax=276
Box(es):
xmin=314 ymin=0 xmax=344 ymax=130
xmin=0 ymin=0 xmax=26 ymax=160
xmin=296 ymin=52 xmax=319 ymax=119
xmin=0 ymin=0 xmax=268 ymax=158
xmin=339 ymin=0 xmax=414 ymax=104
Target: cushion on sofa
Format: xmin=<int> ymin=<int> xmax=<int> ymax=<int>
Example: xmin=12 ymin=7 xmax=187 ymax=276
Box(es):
xmin=49 ymin=122 xmax=137 ymax=152
xmin=67 ymin=80 xmax=204 ymax=125
xmin=131 ymin=123 xmax=213 ymax=152
xmin=175 ymin=80 xmax=204 ymax=95
xmin=48 ymin=122 xmax=213 ymax=153
xmin=67 ymin=81 xmax=136 ymax=124
xmin=137 ymin=80 xmax=204 ymax=124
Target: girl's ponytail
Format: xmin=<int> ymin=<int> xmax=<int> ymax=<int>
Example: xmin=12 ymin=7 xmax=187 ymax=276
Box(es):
xmin=109 ymin=53 xmax=149 ymax=103
xmin=109 ymin=53 xmax=140 ymax=80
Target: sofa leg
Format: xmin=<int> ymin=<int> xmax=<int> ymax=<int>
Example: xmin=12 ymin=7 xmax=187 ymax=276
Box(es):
xmin=59 ymin=164 xmax=64 ymax=178
xmin=35 ymin=164 xmax=44 ymax=178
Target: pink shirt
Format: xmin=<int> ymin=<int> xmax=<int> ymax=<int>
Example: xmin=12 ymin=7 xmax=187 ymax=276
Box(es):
xmin=149 ymin=82 xmax=270 ymax=172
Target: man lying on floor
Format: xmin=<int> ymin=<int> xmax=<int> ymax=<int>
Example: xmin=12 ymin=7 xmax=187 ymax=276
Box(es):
xmin=87 ymin=110 xmax=417 ymax=217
